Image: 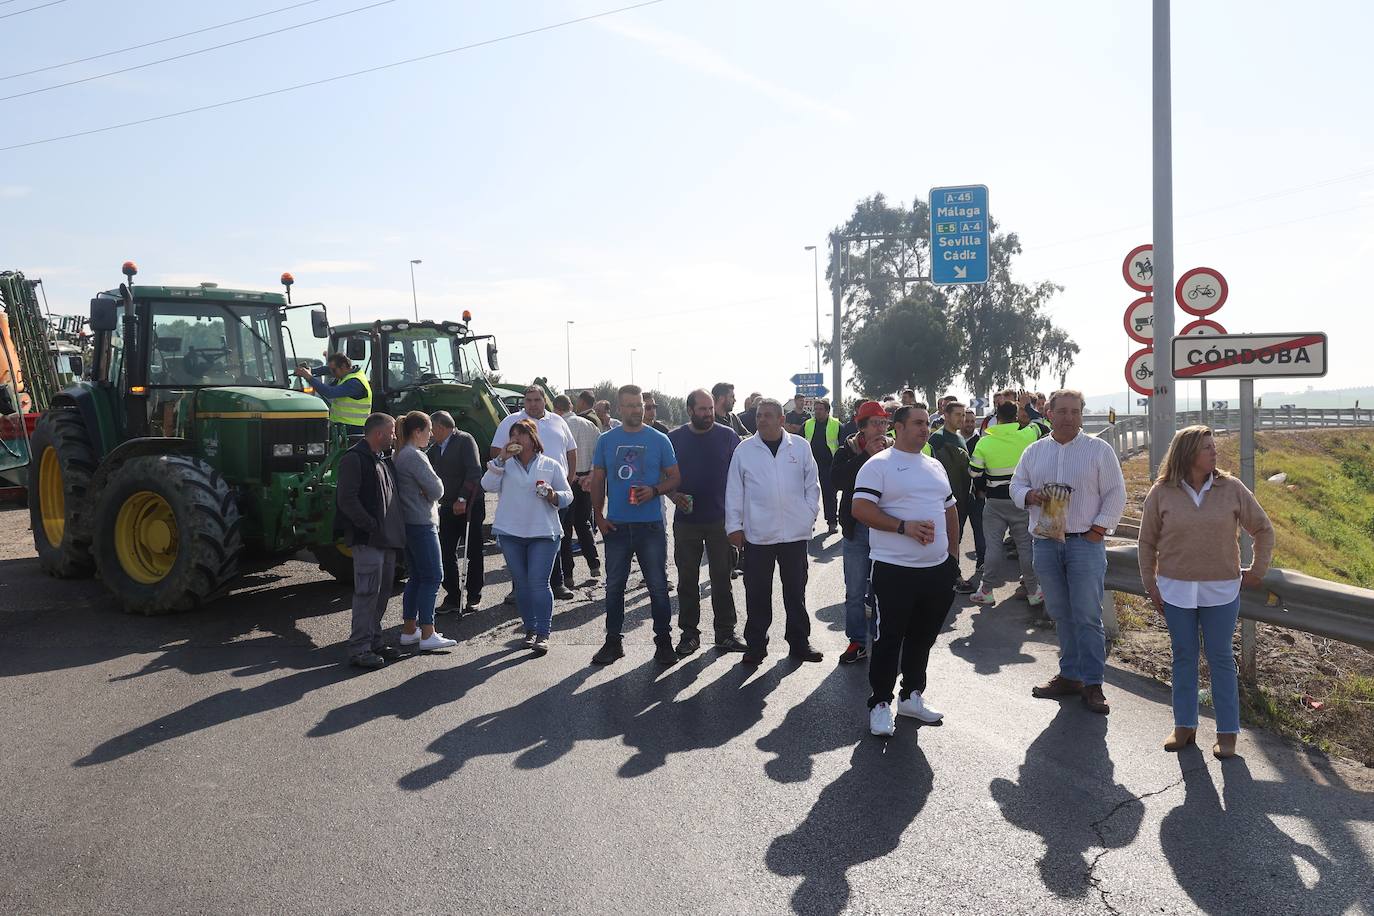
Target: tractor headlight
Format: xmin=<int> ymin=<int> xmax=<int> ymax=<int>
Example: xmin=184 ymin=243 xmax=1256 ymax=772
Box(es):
xmin=272 ymin=443 xmax=294 ymax=457
xmin=306 ymin=442 xmax=327 ymax=457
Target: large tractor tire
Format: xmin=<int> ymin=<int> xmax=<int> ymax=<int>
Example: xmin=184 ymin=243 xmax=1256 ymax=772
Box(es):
xmin=310 ymin=540 xmax=354 ymax=584
xmin=92 ymin=455 xmax=243 ymax=615
xmin=28 ymin=410 xmax=98 ymax=578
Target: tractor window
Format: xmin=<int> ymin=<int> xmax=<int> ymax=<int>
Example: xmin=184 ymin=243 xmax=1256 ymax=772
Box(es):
xmin=454 ymin=338 xmax=487 ymax=384
xmin=384 ymin=328 xmax=462 ymax=388
xmin=147 ymin=301 xmax=283 ymax=387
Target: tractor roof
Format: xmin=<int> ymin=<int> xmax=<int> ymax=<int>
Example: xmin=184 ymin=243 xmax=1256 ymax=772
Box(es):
xmin=108 ymin=284 xmax=289 ymax=306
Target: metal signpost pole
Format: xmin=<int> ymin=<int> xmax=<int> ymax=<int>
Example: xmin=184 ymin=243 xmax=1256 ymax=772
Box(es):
xmin=830 ymin=232 xmax=843 ymax=410
xmin=1239 ymin=377 xmax=1257 ymax=684
xmin=1151 ymin=0 xmax=1176 ymax=477
xmin=1200 ymin=379 xmax=1208 ymax=428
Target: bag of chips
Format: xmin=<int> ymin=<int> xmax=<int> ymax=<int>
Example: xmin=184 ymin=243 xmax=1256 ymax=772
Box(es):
xmin=1033 ymin=483 xmax=1074 ymax=541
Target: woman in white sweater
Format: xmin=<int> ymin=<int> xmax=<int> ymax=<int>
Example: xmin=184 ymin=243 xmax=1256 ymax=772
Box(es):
xmin=394 ymin=411 xmax=457 ymax=651
xmin=482 ymin=419 xmax=572 ymax=655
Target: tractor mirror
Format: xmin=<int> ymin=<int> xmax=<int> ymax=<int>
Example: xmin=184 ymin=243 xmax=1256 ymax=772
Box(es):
xmin=89 ymin=298 xmax=119 ymax=332
xmin=486 ymin=341 xmax=499 ymax=371
xmin=310 ymin=308 xmax=329 ymax=338
xmin=345 ymin=337 xmax=367 ymax=362
xmin=68 ymin=355 xmax=84 ymax=378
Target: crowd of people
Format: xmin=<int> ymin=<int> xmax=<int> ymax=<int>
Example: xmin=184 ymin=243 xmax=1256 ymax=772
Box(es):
xmin=329 ymin=373 xmax=1273 ymax=758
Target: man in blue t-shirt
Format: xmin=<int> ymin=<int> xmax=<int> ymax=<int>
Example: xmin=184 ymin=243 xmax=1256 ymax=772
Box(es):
xmin=667 ymin=388 xmax=745 ymax=656
xmin=590 ymin=384 xmax=681 ymax=667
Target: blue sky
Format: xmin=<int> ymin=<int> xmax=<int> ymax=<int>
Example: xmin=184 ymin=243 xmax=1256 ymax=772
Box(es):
xmin=2 ymin=0 xmax=1370 ymax=409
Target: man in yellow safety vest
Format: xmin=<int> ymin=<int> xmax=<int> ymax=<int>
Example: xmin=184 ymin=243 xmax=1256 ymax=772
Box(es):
xmin=803 ymin=398 xmax=842 ymax=534
xmin=296 ymin=353 xmax=373 ymax=433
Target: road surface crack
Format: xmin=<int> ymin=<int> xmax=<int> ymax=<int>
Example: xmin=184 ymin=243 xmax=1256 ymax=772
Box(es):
xmin=1084 ymin=767 xmax=1205 ymax=915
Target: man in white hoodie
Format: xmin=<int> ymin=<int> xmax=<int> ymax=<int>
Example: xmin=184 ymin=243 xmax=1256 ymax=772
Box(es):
xmin=725 ymin=398 xmax=823 ymax=665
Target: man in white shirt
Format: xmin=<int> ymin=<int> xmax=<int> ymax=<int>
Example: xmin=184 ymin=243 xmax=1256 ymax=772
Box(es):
xmin=553 ymin=394 xmax=602 ymax=582
xmin=491 ymin=385 xmax=578 ymax=599
xmin=851 ymin=404 xmax=960 ymax=736
xmin=1011 ymin=388 xmax=1127 ymax=715
xmin=725 ymin=398 xmax=823 ymax=665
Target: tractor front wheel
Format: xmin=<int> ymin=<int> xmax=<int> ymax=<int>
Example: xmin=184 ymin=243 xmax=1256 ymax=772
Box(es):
xmin=93 ymin=455 xmax=243 ymax=615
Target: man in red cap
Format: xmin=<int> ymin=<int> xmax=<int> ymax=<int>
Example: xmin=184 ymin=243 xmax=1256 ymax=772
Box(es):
xmin=829 ymin=400 xmax=893 ymax=664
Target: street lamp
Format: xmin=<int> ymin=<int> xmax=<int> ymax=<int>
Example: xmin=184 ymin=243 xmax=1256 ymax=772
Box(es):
xmin=408 ymin=259 xmax=422 ymax=321
xmin=630 ymin=348 xmax=637 ymax=385
xmin=565 ymin=320 xmax=575 ymax=391
xmin=804 ymin=245 xmax=821 ymax=374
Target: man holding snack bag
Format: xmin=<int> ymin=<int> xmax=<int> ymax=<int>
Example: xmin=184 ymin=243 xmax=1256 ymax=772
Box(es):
xmin=1011 ymin=389 xmax=1127 ymax=715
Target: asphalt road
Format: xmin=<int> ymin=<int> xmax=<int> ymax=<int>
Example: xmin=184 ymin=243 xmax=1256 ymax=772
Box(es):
xmin=2 ymin=499 xmax=1372 ymax=916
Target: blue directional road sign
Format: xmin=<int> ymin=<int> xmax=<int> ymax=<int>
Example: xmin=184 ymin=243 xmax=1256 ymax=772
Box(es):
xmin=790 ymin=372 xmax=824 ymax=386
xmin=929 ymin=184 xmax=989 ymax=285
xmin=795 ymin=384 xmax=828 ymax=398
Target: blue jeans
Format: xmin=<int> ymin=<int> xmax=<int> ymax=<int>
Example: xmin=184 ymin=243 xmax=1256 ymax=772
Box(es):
xmin=603 ymin=521 xmax=672 ymax=638
xmin=1032 ymin=537 xmax=1108 ymax=685
xmin=403 ymin=523 xmax=442 ymax=627
xmin=1164 ymin=598 xmax=1242 ymax=733
xmin=842 ymin=522 xmax=877 ymax=644
xmin=498 ymin=533 xmax=560 ymax=637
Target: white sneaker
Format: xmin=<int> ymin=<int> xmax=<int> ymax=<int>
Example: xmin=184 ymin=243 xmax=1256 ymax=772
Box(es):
xmin=399 ymin=629 xmax=423 ymax=646
xmin=869 ymin=702 xmax=896 ymax=736
xmin=419 ymin=633 xmax=457 ymax=651
xmin=1027 ymin=587 xmax=1046 ymax=607
xmin=897 ymin=691 xmax=944 ymax=723
xmin=969 ymin=588 xmax=996 ymax=606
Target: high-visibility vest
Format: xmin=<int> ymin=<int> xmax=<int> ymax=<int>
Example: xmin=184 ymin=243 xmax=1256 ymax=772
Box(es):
xmin=969 ymin=422 xmax=1039 ymax=495
xmin=327 ymin=368 xmax=373 ymax=428
xmin=802 ymin=416 xmax=841 ymax=455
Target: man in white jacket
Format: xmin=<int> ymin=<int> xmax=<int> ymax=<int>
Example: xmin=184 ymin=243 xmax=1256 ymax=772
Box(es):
xmin=725 ymin=398 xmax=823 ymax=665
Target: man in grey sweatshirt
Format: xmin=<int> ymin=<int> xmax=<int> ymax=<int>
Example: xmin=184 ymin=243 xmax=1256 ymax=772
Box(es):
xmin=336 ymin=413 xmax=407 ymax=669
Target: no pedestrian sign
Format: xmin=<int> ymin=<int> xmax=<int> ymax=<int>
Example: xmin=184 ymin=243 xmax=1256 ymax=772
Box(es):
xmin=929 ymin=185 xmax=989 ymax=285
xmin=1171 ymin=332 xmax=1328 ymax=380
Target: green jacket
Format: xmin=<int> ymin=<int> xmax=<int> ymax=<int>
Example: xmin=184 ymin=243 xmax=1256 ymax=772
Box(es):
xmin=927 ymin=428 xmax=972 ymax=511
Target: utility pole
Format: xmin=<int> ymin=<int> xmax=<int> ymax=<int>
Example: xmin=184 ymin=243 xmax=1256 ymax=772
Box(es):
xmin=805 ymin=244 xmax=821 ymax=373
xmin=1150 ymin=0 xmax=1176 ymax=475
xmin=630 ymin=348 xmax=636 ymax=385
xmin=830 ymin=232 xmax=843 ymax=408
xmin=565 ymin=320 xmax=574 ymax=390
xmin=408 ymin=259 xmax=422 ymax=322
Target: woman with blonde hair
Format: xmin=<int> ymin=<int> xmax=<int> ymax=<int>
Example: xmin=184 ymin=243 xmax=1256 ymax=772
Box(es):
xmin=1138 ymin=425 xmax=1274 ymax=759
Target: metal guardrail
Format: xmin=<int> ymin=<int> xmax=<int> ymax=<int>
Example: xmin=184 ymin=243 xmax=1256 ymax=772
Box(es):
xmin=1105 ymin=544 xmax=1374 ymax=654
xmin=1088 ymin=408 xmax=1374 ymax=462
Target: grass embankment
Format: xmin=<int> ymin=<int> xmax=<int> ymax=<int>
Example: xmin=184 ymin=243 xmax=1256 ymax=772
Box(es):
xmin=1114 ymin=428 xmax=1374 ymax=766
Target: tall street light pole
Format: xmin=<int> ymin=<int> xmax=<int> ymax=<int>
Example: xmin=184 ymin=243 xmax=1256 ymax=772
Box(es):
xmin=408 ymin=259 xmax=422 ymax=321
xmin=630 ymin=348 xmax=636 ymax=385
xmin=565 ymin=320 xmax=575 ymax=391
xmin=1150 ymin=0 xmax=1175 ymax=475
xmin=805 ymin=245 xmax=821 ymax=373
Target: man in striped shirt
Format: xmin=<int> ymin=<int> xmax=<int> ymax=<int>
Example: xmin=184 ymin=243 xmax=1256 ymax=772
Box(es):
xmin=969 ymin=400 xmax=1043 ymax=608
xmin=1011 ymin=389 xmax=1127 ymax=714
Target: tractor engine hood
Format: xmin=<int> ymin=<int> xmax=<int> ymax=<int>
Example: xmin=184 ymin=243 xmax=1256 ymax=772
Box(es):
xmin=192 ymin=387 xmax=329 ymax=417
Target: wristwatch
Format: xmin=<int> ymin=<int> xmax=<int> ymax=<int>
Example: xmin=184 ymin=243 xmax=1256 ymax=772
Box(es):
xmin=897 ymin=521 xmax=906 ymax=536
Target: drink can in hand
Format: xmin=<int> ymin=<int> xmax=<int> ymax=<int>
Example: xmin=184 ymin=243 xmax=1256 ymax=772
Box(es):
xmin=681 ymin=494 xmax=694 ymax=513
xmin=535 ymin=479 xmax=550 ymax=498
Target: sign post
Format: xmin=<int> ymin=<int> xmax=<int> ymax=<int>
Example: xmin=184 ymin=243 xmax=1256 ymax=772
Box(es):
xmin=1239 ymin=377 xmax=1256 ymax=684
xmin=929 ymin=185 xmax=989 ymax=285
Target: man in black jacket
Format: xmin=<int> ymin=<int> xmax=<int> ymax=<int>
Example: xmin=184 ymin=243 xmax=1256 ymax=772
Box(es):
xmin=926 ymin=400 xmax=976 ymax=594
xmin=427 ymin=410 xmax=483 ymax=616
xmin=830 ymin=400 xmax=892 ymax=664
xmin=337 ymin=413 xmax=407 ymax=669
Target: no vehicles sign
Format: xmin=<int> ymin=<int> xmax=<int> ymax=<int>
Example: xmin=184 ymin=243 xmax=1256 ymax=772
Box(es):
xmin=1171 ymin=333 xmax=1328 ymax=380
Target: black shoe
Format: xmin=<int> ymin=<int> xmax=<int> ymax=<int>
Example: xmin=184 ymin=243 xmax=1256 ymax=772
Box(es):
xmin=436 ymin=598 xmax=459 ymax=615
xmin=349 ymin=652 xmax=386 ymax=670
xmin=587 ymin=563 xmax=602 ymax=580
xmin=375 ymin=646 xmax=403 ymax=662
xmin=954 ymin=578 xmax=976 ymax=595
xmin=675 ymin=634 xmax=701 ymax=656
xmin=730 ymin=568 xmax=741 ymax=580
xmin=839 ymin=641 xmax=867 ymax=664
xmin=462 ymin=602 xmax=481 ymax=617
xmin=740 ymin=651 xmax=765 ymax=666
xmin=654 ymin=637 xmax=678 ymax=665
xmin=553 ymin=585 xmax=575 ymax=600
xmin=715 ymin=634 xmax=748 ymax=653
xmin=592 ymin=637 xmax=625 ymax=666
xmin=827 ymin=522 xmax=838 ymax=535
xmin=789 ymin=644 xmax=824 ymax=663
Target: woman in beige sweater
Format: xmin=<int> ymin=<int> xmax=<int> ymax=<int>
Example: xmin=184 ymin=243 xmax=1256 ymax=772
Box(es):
xmin=1138 ymin=426 xmax=1274 ymax=759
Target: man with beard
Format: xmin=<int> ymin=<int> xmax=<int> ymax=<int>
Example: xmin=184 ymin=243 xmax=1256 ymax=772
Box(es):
xmin=667 ymin=389 xmax=747 ymax=655
xmin=712 ymin=381 xmax=749 ymax=436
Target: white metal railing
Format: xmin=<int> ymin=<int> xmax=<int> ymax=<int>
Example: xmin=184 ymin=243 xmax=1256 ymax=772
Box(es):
xmin=1088 ymin=408 xmax=1374 ymax=462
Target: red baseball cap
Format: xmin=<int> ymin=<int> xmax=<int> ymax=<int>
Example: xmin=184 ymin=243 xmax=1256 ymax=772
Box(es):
xmin=855 ymin=401 xmax=887 ymax=423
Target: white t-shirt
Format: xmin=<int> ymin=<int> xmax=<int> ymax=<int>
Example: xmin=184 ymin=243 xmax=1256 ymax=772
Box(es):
xmin=854 ymin=447 xmax=957 ymax=568
xmin=491 ymin=410 xmax=577 ymax=474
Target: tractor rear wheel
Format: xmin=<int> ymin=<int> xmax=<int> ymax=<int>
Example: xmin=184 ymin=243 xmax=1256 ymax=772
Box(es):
xmin=93 ymin=455 xmax=243 ymax=615
xmin=28 ymin=410 xmax=98 ymax=578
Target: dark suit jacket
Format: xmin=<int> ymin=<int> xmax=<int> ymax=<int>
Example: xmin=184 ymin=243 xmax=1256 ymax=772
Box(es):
xmin=427 ymin=430 xmax=482 ymax=511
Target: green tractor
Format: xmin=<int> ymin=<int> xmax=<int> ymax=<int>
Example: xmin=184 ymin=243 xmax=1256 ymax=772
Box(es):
xmin=28 ymin=262 xmax=349 ymax=613
xmin=326 ymin=312 xmax=514 ymax=454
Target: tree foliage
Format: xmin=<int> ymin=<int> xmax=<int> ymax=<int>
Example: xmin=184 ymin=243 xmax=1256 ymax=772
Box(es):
xmin=849 ymin=292 xmax=960 ymax=406
xmin=826 ymin=192 xmax=1078 ymax=397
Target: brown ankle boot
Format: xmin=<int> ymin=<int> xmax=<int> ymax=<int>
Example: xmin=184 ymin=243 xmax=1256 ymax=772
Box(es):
xmin=1163 ymin=727 xmax=1196 ymax=752
xmin=1213 ymin=733 xmax=1238 ymax=759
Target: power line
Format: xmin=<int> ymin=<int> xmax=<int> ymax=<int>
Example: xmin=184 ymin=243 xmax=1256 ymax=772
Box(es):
xmin=0 ymin=0 xmax=402 ymax=103
xmin=0 ymin=0 xmax=66 ymax=19
xmin=0 ymin=0 xmax=670 ymax=153
xmin=0 ymin=0 xmax=333 ymax=82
